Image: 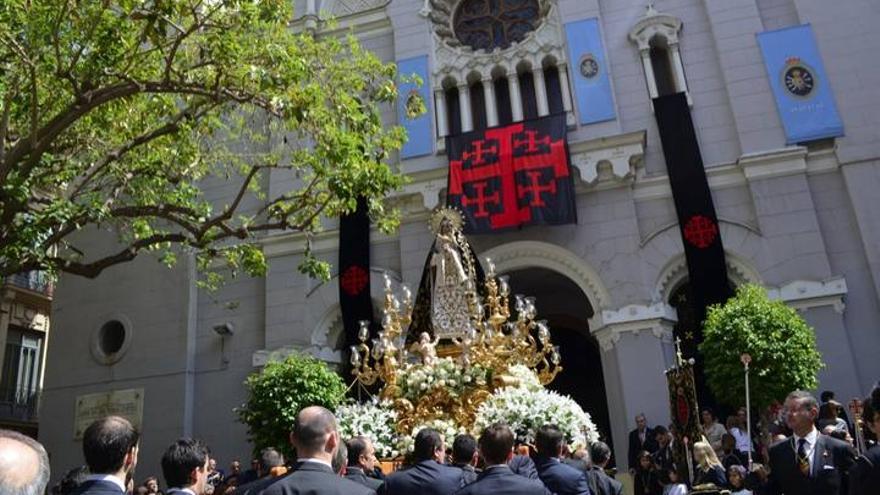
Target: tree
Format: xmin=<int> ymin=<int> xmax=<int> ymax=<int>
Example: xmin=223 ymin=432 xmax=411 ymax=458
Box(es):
xmin=699 ymin=284 xmax=823 ymax=410
xmin=237 ymin=353 xmax=347 ymax=458
xmin=0 ymin=0 xmax=421 ymax=286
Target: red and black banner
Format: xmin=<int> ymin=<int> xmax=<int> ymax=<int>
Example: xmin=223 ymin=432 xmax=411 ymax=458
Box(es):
xmin=653 ymin=93 xmax=732 ymax=313
xmin=338 ymin=197 xmax=374 ymax=349
xmin=446 ymin=114 xmax=577 ymax=233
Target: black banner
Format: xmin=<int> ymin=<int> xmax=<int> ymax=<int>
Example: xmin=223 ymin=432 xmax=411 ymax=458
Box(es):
xmin=653 ymin=93 xmax=732 ymax=312
xmin=446 ymin=114 xmax=577 ymax=233
xmin=338 ymin=197 xmax=373 ymax=349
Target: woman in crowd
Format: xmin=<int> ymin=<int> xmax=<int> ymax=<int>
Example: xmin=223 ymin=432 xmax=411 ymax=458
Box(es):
xmin=661 ymin=467 xmax=687 ymax=495
xmin=726 ymin=414 xmax=753 ymax=459
xmin=726 ymin=465 xmax=751 ymax=495
xmin=633 ymin=450 xmax=662 ymax=495
xmin=693 ymin=440 xmax=727 ymax=488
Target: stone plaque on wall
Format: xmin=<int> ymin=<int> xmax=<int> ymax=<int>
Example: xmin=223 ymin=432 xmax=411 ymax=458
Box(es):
xmin=74 ymin=388 xmax=144 ymax=439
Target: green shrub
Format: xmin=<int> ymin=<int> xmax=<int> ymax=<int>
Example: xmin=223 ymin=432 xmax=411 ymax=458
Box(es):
xmin=700 ymin=284 xmax=823 ymax=410
xmin=237 ymin=353 xmax=346 ymax=458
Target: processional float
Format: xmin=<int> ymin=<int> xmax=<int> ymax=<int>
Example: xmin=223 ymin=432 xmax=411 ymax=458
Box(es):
xmin=348 ymin=207 xmax=562 ymax=434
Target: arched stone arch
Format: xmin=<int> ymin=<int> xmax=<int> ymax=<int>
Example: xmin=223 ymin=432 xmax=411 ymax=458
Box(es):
xmin=303 ymin=268 xmax=405 ymax=362
xmin=480 ymin=241 xmax=611 ymax=328
xmin=654 ymin=252 xmax=762 ymax=303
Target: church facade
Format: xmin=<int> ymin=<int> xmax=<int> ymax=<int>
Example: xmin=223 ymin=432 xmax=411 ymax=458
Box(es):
xmin=40 ymin=0 xmax=880 ymax=481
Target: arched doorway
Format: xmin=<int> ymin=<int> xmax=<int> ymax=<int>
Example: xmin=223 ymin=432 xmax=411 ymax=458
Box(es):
xmin=504 ymin=267 xmax=615 ymax=459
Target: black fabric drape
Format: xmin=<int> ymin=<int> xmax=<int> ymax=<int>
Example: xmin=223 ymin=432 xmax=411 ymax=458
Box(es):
xmin=338 ymin=197 xmax=374 ymax=350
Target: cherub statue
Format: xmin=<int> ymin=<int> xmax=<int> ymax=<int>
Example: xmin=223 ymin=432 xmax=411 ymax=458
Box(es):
xmin=409 ymin=331 xmax=439 ymax=366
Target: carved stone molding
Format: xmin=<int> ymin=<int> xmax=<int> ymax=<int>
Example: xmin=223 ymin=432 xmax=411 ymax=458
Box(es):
xmin=569 ymin=130 xmax=646 ymax=185
xmin=768 ymin=277 xmax=847 ymax=314
xmin=654 ymin=251 xmax=762 ymax=302
xmin=627 ymin=5 xmax=683 ymax=51
xmin=5 ymin=300 xmax=50 ymax=332
xmin=322 ymin=0 xmax=390 ymax=17
xmin=430 ymin=1 xmax=566 ymax=84
xmin=593 ymin=302 xmax=677 ymax=351
xmin=479 ymin=241 xmax=612 ymax=328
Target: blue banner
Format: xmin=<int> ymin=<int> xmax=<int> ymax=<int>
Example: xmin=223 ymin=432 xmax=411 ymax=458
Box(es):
xmin=397 ymin=55 xmax=433 ymax=159
xmin=565 ymin=18 xmax=616 ymax=125
xmin=757 ymin=24 xmax=844 ymax=144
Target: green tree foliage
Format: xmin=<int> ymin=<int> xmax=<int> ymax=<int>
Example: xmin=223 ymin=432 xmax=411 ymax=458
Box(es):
xmin=0 ymin=0 xmax=420 ymax=285
xmin=700 ymin=284 xmax=823 ymax=410
xmin=237 ymin=353 xmax=346 ymax=458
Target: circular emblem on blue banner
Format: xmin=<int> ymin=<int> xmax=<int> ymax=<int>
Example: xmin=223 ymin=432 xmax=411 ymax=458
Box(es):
xmin=579 ymin=54 xmax=600 ymax=79
xmin=781 ymin=57 xmax=816 ymax=98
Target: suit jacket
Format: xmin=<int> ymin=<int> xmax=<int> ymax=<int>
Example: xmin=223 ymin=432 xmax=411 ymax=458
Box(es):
xmin=455 ymin=465 xmax=553 ymax=495
xmin=757 ymin=433 xmax=855 ymax=495
xmin=344 ymin=467 xmax=383 ymax=490
xmin=628 ymin=428 xmax=658 ymax=469
xmin=69 ymin=479 xmax=125 ymax=495
xmin=508 ymin=455 xmax=540 ymax=480
xmin=848 ymin=444 xmax=880 ymax=495
xmin=233 ymin=475 xmax=282 ymax=495
xmin=534 ymin=457 xmax=591 ymax=495
xmin=562 ymin=457 xmax=590 ymax=473
xmin=585 ymin=467 xmax=623 ymax=495
xmin=379 ymin=460 xmax=462 ymax=495
xmin=452 ymin=463 xmax=480 ymax=486
xmin=261 ymin=461 xmax=376 ymax=495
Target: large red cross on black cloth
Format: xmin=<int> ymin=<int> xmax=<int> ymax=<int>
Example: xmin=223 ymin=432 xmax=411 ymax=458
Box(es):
xmin=446 ymin=114 xmax=577 ymax=233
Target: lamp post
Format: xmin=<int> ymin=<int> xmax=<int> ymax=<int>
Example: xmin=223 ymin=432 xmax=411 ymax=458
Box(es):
xmin=740 ymin=353 xmax=753 ymax=469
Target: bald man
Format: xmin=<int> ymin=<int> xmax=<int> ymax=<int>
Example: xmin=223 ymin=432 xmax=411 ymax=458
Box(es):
xmin=262 ymin=406 xmax=375 ymax=495
xmin=0 ymin=428 xmax=50 ymax=495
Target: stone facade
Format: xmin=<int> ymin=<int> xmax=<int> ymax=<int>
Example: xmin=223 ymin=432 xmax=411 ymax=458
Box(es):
xmin=41 ymin=0 xmax=880 ymax=482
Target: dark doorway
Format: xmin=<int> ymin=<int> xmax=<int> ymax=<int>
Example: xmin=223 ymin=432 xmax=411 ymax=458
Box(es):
xmin=504 ymin=268 xmax=614 ymax=461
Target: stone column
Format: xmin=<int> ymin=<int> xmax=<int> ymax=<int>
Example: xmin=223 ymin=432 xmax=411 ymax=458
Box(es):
xmin=434 ymin=88 xmax=448 ymax=137
xmin=558 ymin=63 xmax=574 ymax=114
xmin=483 ymin=76 xmax=499 ymax=127
xmin=533 ymin=67 xmax=550 ymax=117
xmin=668 ymin=43 xmax=692 ymax=105
xmin=639 ymin=49 xmax=659 ymax=99
xmin=458 ymin=83 xmax=473 ymax=133
xmin=508 ymin=72 xmax=524 ymax=122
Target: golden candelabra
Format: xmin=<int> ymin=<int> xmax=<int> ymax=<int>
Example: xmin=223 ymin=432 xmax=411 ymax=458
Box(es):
xmin=350 ymin=251 xmax=562 ymax=433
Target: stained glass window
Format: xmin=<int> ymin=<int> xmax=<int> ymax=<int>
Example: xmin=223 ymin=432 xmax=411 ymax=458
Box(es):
xmin=454 ymin=0 xmax=541 ymax=51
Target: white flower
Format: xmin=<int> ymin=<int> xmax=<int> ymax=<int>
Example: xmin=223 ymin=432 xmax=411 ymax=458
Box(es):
xmin=336 ymin=400 xmax=401 ymax=458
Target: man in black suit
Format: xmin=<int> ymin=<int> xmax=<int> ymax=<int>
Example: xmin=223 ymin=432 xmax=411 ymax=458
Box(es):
xmin=754 ymin=390 xmax=855 ymax=495
xmin=533 ymin=425 xmax=591 ymax=495
xmin=344 ymin=436 xmax=383 ymax=490
xmin=0 ymin=428 xmax=50 ymax=494
xmin=850 ymin=389 xmax=880 ymax=495
xmin=650 ymin=425 xmax=674 ymax=474
xmin=452 ymin=433 xmax=480 ymax=486
xmin=457 ymin=423 xmax=552 ymax=495
xmin=161 ymin=438 xmax=211 ymax=495
xmin=586 ymin=441 xmax=622 ymax=495
xmin=627 ymin=414 xmax=657 ymax=472
xmin=71 ymin=416 xmax=141 ymax=495
xmin=379 ymin=428 xmax=462 ymax=495
xmin=262 ymin=406 xmax=375 ymax=495
xmin=234 ymin=448 xmax=286 ymax=495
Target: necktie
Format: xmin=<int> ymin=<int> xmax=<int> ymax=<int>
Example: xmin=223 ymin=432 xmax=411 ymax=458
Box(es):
xmin=797 ymin=438 xmax=810 ymax=476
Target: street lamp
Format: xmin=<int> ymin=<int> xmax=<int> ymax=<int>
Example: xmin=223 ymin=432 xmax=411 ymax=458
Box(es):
xmin=740 ymin=353 xmax=753 ymax=469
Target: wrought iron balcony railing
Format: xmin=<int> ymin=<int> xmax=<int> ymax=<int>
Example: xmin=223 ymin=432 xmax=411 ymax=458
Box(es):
xmin=4 ymin=271 xmax=54 ymax=297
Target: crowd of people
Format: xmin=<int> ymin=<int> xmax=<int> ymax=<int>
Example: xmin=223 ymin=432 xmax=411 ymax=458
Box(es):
xmin=0 ymin=387 xmax=878 ymax=495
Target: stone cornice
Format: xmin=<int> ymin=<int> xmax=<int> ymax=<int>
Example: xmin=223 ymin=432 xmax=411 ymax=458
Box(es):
xmin=768 ymin=277 xmax=847 ymax=314
xmin=592 ymin=302 xmax=677 ymax=351
xmin=569 ymin=130 xmax=646 ymax=185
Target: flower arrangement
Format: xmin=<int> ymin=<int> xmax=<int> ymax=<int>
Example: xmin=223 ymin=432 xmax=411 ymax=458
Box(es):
xmin=398 ymin=357 xmax=490 ymax=402
xmin=399 ymin=418 xmax=466 ymax=453
xmin=474 ymin=369 xmax=599 ymax=450
xmin=336 ymin=399 xmax=401 ymax=458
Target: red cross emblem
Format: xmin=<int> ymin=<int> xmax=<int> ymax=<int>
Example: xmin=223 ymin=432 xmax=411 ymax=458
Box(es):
xmin=449 ymin=121 xmax=571 ymax=230
xmin=340 ymin=265 xmax=369 ymax=296
xmin=683 ymin=215 xmax=718 ymax=249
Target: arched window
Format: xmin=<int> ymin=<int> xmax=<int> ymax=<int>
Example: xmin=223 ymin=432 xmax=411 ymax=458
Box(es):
xmin=470 ymin=80 xmax=487 ymax=130
xmin=544 ymin=65 xmax=564 ymax=115
xmin=453 ymin=0 xmax=542 ymax=51
xmin=649 ymin=37 xmax=677 ymax=97
xmin=519 ymin=70 xmax=538 ymax=121
xmin=494 ymin=77 xmax=513 ymax=125
xmin=445 ymin=85 xmax=462 ymax=136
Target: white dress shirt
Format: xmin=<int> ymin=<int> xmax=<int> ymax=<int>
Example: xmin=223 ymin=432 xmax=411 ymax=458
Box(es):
xmin=84 ymin=474 xmax=127 ymax=493
xmin=297 ymin=457 xmax=333 ymax=468
xmin=793 ymin=427 xmax=819 ymax=473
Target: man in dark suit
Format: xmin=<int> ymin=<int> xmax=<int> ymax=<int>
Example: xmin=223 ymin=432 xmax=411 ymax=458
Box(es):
xmin=262 ymin=406 xmax=376 ymax=495
xmin=754 ymin=390 xmax=855 ymax=495
xmin=71 ymin=416 xmax=141 ymax=495
xmin=533 ymin=425 xmax=591 ymax=495
xmin=379 ymin=428 xmax=462 ymax=495
xmin=161 ymin=438 xmax=211 ymax=495
xmin=457 ymin=423 xmax=553 ymax=495
xmin=651 ymin=425 xmax=675 ymax=474
xmin=627 ymin=414 xmax=657 ymax=472
xmin=344 ymin=436 xmax=383 ymax=490
xmin=452 ymin=433 xmax=480 ymax=486
xmin=234 ymin=448 xmax=286 ymax=495
xmin=0 ymin=428 xmax=50 ymax=494
xmin=586 ymin=441 xmax=622 ymax=495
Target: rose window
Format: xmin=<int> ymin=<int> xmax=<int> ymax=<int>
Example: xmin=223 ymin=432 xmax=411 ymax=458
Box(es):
xmin=453 ymin=0 xmax=541 ymax=51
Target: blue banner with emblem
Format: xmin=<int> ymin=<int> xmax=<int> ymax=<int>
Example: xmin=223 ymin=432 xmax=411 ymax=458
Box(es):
xmin=564 ymin=18 xmax=616 ymax=125
xmin=397 ymin=55 xmax=433 ymax=158
xmin=757 ymin=24 xmax=844 ymax=144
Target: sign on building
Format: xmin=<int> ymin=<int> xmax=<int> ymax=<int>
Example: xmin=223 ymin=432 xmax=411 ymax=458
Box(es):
xmin=74 ymin=388 xmax=144 ymax=439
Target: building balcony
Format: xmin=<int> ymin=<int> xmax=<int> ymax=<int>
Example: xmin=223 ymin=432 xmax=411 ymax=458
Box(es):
xmin=4 ymin=271 xmax=54 ymax=298
xmin=0 ymin=389 xmax=40 ymax=424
